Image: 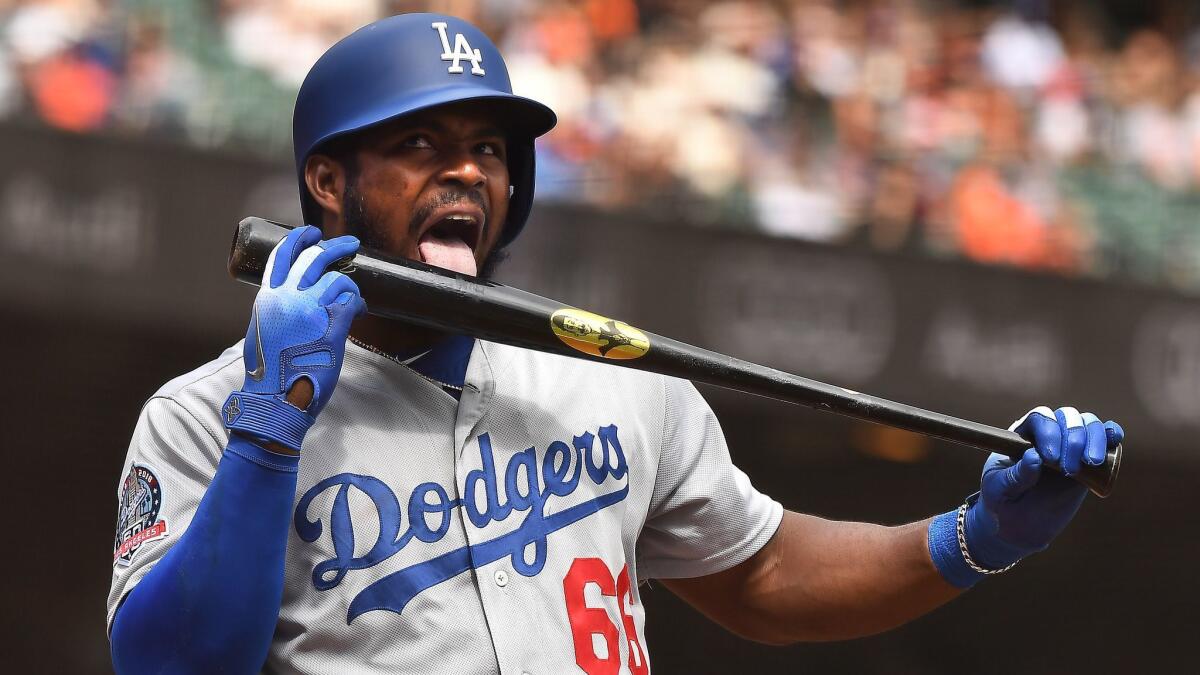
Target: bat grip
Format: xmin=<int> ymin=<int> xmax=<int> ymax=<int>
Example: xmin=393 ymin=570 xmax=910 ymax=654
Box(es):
xmin=994 ymin=429 xmax=1121 ymax=499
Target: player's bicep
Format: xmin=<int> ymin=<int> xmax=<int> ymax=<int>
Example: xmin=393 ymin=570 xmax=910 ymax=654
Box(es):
xmin=657 ymin=530 xmax=782 ymax=643
xmin=659 ymin=510 xmax=835 ymax=645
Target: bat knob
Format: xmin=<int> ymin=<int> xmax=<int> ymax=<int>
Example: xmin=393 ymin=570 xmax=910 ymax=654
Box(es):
xmin=1075 ymin=443 xmax=1122 ymax=499
xmin=230 ymin=217 xmax=293 ymax=284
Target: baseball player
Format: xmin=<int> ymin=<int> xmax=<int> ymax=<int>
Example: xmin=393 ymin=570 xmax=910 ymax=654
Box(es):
xmin=107 ymin=13 xmax=1124 ymax=675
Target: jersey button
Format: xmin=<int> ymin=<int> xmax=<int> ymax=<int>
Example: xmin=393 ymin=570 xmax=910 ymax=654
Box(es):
xmin=494 ymin=569 xmax=509 ymax=587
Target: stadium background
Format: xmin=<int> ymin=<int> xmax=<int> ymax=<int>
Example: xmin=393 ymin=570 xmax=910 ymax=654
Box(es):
xmin=0 ymin=0 xmax=1195 ymax=672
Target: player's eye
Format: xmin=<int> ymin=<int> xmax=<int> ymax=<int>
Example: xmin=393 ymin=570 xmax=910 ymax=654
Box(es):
xmin=401 ymin=134 xmax=433 ymax=149
xmin=476 ymin=141 xmax=504 ymax=158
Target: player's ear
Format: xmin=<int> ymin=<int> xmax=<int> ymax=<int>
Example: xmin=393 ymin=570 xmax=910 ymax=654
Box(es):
xmin=304 ymin=154 xmax=346 ymax=224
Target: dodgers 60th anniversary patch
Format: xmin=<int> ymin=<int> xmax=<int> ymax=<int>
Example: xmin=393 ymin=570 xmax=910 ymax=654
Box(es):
xmin=113 ymin=463 xmax=169 ymax=566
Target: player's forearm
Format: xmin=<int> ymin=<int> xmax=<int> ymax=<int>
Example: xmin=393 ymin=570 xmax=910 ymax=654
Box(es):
xmin=744 ymin=511 xmax=960 ymax=643
xmin=110 ymin=436 xmax=298 ymax=675
xmin=668 ymin=510 xmax=959 ymax=645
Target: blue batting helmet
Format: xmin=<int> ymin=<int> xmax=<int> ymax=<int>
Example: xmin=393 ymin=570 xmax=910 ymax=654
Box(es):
xmin=292 ymin=13 xmax=557 ymax=245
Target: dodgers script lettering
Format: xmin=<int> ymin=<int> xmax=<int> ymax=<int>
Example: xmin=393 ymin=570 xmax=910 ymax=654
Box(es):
xmin=295 ymin=424 xmax=630 ymax=622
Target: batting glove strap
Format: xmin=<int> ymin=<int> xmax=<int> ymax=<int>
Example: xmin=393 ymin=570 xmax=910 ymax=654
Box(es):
xmin=221 ymin=391 xmax=314 ymax=453
xmin=224 ymin=434 xmax=301 ymax=474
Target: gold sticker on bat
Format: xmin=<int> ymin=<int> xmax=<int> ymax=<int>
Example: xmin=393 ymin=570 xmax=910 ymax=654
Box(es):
xmin=550 ymin=309 xmax=650 ymax=360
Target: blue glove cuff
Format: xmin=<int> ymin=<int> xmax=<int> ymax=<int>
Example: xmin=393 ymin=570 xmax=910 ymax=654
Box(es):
xmin=928 ymin=509 xmax=986 ymax=589
xmin=221 ymin=391 xmax=314 ymax=453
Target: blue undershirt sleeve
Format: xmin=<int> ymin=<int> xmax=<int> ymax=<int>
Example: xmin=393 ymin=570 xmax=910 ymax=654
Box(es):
xmin=110 ymin=435 xmax=300 ymax=675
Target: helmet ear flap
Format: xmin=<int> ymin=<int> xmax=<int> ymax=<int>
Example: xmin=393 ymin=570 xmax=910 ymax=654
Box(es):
xmin=501 ymin=138 xmax=536 ymax=246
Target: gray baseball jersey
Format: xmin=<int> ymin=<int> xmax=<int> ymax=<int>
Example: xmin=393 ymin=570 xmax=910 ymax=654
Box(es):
xmin=108 ymin=339 xmax=783 ymax=674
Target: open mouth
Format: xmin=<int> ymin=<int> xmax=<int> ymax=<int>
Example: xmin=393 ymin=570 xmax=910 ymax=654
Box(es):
xmin=417 ymin=210 xmax=483 ymax=275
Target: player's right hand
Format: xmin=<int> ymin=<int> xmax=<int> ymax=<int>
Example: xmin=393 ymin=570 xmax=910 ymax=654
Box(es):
xmin=221 ymin=225 xmax=366 ymax=452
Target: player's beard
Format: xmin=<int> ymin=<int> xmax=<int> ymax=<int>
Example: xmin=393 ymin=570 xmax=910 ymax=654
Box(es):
xmin=341 ymin=179 xmax=509 ymax=280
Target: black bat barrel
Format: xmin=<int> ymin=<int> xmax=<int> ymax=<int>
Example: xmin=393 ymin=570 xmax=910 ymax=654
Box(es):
xmin=229 ymin=217 xmax=1121 ymax=497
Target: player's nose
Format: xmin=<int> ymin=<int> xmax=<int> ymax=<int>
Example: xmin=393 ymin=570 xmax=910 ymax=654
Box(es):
xmin=436 ymin=148 xmax=487 ymax=190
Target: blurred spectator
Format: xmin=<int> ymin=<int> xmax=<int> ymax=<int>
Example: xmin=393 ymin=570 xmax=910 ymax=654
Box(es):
xmin=5 ymin=0 xmax=114 ymax=132
xmin=223 ymin=0 xmax=380 ymax=87
xmin=981 ymin=9 xmax=1064 ymax=92
xmin=951 ymin=163 xmax=1050 ymax=268
xmin=112 ymin=19 xmax=201 ymax=133
xmin=1112 ymin=30 xmax=1189 ymax=187
xmin=5 ymin=0 xmax=98 ymax=65
xmin=26 ymin=45 xmax=113 ymax=131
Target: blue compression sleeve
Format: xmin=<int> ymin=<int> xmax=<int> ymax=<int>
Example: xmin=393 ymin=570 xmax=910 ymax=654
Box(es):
xmin=110 ymin=435 xmax=300 ymax=675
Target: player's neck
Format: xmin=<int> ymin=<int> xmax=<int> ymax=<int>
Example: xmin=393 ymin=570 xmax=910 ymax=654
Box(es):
xmin=349 ymin=316 xmax=445 ymax=357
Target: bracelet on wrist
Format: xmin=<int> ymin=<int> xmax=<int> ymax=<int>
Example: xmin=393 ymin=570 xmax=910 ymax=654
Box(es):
xmin=956 ymin=497 xmax=1019 ymax=576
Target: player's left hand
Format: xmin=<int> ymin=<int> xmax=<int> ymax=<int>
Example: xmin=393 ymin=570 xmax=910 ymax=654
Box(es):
xmin=963 ymin=406 xmax=1124 ymax=570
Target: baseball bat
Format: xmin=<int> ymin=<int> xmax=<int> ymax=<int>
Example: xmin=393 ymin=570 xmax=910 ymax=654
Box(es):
xmin=229 ymin=217 xmax=1122 ymax=497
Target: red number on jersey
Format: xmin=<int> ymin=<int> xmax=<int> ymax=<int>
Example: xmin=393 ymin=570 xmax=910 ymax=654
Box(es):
xmin=616 ymin=566 xmax=649 ymax=675
xmin=563 ymin=557 xmax=649 ymax=675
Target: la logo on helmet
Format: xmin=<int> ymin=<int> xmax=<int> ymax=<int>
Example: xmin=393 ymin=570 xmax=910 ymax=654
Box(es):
xmin=432 ymin=22 xmax=485 ymax=76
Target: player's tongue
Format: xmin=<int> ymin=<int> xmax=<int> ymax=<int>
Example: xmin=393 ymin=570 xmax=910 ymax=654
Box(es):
xmin=418 ymin=229 xmax=477 ymax=276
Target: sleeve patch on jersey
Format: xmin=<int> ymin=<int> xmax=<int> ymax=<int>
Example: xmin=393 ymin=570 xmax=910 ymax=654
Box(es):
xmin=114 ymin=463 xmax=170 ymax=566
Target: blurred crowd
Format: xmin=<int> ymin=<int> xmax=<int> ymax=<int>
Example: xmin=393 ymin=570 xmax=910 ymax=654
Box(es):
xmin=4 ymin=0 xmax=1200 ymax=289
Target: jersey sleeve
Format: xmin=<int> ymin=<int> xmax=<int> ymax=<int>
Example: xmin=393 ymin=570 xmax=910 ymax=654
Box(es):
xmin=107 ymin=394 xmax=225 ymax=630
xmin=635 ymin=378 xmax=783 ymax=580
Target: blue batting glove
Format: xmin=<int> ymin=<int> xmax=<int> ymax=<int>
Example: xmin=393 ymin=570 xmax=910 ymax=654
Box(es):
xmin=221 ymin=226 xmax=366 ymax=452
xmin=928 ymin=405 xmax=1123 ymax=587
